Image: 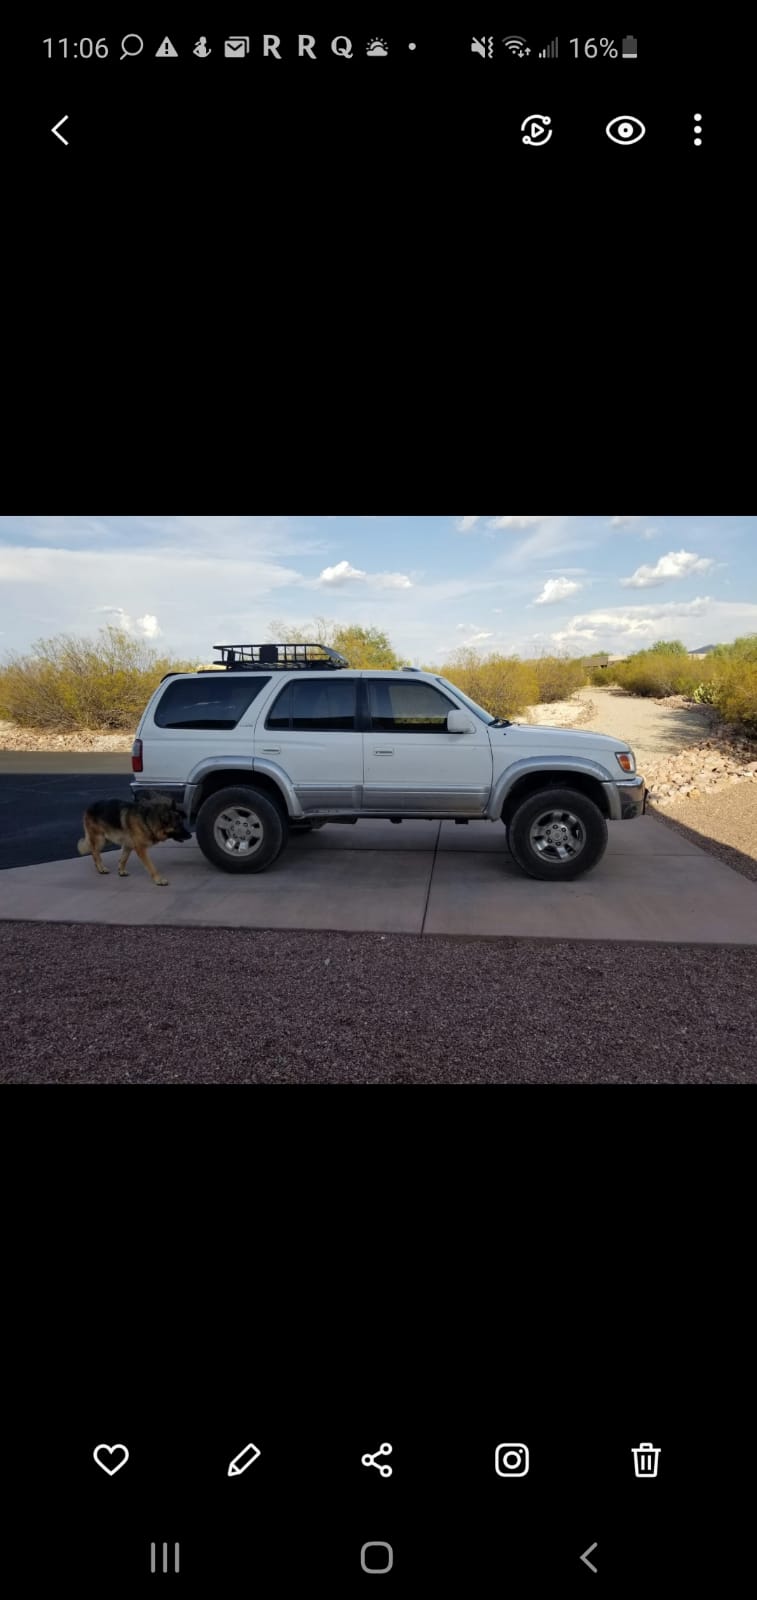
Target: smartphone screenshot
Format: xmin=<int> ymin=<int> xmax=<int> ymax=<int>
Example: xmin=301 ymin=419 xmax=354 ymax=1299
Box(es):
xmin=0 ymin=11 xmax=750 ymax=1599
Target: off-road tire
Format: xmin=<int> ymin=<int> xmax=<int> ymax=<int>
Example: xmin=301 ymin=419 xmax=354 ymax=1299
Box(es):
xmin=506 ymin=787 xmax=608 ymax=881
xmin=195 ymin=786 xmax=286 ymax=873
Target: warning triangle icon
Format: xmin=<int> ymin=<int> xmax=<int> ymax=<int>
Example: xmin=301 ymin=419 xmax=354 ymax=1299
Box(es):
xmin=155 ymin=37 xmax=178 ymax=57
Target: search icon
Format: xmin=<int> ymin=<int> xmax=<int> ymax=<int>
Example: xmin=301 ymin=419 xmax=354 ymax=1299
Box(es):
xmin=331 ymin=37 xmax=353 ymax=58
xmin=120 ymin=34 xmax=144 ymax=61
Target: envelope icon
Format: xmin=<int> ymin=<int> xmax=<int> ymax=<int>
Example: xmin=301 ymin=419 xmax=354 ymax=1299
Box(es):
xmin=225 ymin=36 xmax=249 ymax=57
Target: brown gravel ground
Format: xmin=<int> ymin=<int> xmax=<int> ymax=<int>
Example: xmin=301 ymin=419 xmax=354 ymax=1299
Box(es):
xmin=1 ymin=922 xmax=755 ymax=1084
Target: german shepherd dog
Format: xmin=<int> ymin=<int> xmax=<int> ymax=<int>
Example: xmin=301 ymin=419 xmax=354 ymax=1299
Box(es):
xmin=77 ymin=794 xmax=191 ymax=886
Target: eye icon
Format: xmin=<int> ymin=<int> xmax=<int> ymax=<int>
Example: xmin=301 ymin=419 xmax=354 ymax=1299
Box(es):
xmin=606 ymin=115 xmax=646 ymax=144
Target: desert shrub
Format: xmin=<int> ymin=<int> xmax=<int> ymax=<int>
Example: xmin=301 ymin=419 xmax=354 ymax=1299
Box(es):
xmin=706 ymin=659 xmax=757 ymax=736
xmin=0 ymin=627 xmax=195 ymax=730
xmin=267 ymin=616 xmax=407 ymax=669
xmin=530 ymin=653 xmax=587 ymax=702
xmin=435 ymin=649 xmax=540 ymax=720
xmin=611 ymin=645 xmax=703 ymax=699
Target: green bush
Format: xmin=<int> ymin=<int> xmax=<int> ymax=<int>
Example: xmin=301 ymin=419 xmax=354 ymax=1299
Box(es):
xmin=610 ymin=648 xmax=705 ymax=699
xmin=267 ymin=616 xmax=407 ymax=669
xmin=0 ymin=627 xmax=195 ymax=731
xmin=530 ymin=653 xmax=588 ymax=702
xmin=709 ymin=632 xmax=757 ymax=664
xmin=432 ymin=648 xmax=540 ymax=720
xmin=707 ymin=659 xmax=757 ymax=736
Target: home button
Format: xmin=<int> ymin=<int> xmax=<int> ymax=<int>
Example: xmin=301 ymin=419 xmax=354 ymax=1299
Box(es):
xmin=361 ymin=1541 xmax=393 ymax=1574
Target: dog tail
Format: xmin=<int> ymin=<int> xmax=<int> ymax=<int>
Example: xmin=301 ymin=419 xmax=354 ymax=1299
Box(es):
xmin=77 ymin=836 xmax=91 ymax=856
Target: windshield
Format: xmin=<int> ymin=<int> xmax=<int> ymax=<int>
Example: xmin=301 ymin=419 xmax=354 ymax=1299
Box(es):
xmin=435 ymin=677 xmax=499 ymax=725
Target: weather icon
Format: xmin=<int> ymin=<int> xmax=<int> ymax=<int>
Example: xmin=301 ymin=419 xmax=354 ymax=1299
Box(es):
xmin=366 ymin=39 xmax=388 ymax=56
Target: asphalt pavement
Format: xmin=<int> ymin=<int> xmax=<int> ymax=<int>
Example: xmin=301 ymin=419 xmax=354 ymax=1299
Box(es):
xmin=0 ymin=754 xmax=131 ymax=871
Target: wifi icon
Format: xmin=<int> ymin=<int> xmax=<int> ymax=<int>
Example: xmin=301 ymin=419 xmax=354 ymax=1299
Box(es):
xmin=503 ymin=36 xmax=529 ymax=56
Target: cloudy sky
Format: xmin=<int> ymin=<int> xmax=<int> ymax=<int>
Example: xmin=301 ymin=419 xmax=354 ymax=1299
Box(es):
xmin=0 ymin=515 xmax=754 ymax=665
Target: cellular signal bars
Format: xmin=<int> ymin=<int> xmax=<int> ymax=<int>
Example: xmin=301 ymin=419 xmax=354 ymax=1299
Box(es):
xmin=539 ymin=38 xmax=558 ymax=58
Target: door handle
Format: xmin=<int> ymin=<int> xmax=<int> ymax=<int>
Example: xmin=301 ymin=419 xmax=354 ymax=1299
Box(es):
xmin=372 ymin=749 xmax=395 ymax=756
xmin=261 ymin=747 xmax=282 ymax=753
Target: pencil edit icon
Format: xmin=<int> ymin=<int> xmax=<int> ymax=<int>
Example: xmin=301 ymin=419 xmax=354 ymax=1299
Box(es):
xmin=228 ymin=1442 xmax=261 ymax=1476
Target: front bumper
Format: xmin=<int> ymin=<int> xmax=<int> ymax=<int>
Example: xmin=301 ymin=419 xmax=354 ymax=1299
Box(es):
xmin=615 ymin=774 xmax=647 ymax=819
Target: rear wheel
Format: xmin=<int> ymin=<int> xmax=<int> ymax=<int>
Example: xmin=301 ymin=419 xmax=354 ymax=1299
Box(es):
xmin=506 ymin=788 xmax=608 ymax=880
xmin=195 ymin=786 xmax=285 ymax=873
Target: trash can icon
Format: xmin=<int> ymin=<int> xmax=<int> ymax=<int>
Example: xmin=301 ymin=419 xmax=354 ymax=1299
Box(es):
xmin=632 ymin=1441 xmax=660 ymax=1477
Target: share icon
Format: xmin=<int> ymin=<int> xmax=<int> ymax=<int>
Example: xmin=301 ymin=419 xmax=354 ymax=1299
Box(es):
xmin=361 ymin=1441 xmax=393 ymax=1477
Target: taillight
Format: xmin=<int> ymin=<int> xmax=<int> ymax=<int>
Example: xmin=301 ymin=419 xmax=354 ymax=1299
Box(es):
xmin=131 ymin=738 xmax=143 ymax=773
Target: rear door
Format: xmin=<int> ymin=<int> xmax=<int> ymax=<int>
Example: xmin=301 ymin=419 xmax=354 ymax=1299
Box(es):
xmin=362 ymin=677 xmax=492 ymax=813
xmin=255 ymin=675 xmax=362 ymax=811
xmin=139 ymin=674 xmax=273 ymax=786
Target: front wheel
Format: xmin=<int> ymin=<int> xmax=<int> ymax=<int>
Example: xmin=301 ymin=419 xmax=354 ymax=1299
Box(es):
xmin=195 ymin=786 xmax=285 ymax=873
xmin=506 ymin=788 xmax=608 ymax=880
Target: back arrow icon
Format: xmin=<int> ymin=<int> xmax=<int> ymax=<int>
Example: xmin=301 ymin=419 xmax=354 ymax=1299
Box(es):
xmin=52 ymin=115 xmax=69 ymax=145
xmin=580 ymin=1543 xmax=598 ymax=1573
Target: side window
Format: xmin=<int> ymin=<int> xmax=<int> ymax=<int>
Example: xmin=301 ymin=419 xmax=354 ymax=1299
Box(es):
xmin=368 ymin=680 xmax=456 ymax=733
xmin=265 ymin=683 xmax=292 ymax=731
xmin=154 ymin=676 xmax=271 ymax=730
xmin=265 ymin=679 xmax=357 ymax=732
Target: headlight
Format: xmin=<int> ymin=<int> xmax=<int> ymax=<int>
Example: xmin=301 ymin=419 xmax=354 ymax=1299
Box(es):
xmin=616 ymin=751 xmax=635 ymax=773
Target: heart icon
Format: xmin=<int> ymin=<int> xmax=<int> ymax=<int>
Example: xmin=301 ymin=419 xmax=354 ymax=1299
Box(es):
xmin=93 ymin=1443 xmax=129 ymax=1476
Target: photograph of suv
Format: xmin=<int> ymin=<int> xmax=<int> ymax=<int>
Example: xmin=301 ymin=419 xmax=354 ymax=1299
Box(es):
xmin=130 ymin=642 xmax=645 ymax=882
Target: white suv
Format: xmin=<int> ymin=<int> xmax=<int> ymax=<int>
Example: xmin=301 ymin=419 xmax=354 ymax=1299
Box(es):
xmin=131 ymin=643 xmax=646 ymax=881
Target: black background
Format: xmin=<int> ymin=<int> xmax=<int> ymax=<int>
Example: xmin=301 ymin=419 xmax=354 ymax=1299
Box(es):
xmin=4 ymin=1116 xmax=753 ymax=1593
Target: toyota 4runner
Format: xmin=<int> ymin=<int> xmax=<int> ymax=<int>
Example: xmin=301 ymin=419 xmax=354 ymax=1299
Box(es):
xmin=130 ymin=642 xmax=646 ymax=881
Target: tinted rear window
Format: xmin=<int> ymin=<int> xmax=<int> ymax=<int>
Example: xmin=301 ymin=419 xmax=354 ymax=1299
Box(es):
xmin=266 ymin=678 xmax=357 ymax=731
xmin=154 ymin=676 xmax=271 ymax=730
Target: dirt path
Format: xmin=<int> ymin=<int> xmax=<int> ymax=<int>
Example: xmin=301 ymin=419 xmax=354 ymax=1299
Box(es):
xmin=524 ymin=687 xmax=757 ymax=884
xmin=522 ymin=686 xmax=717 ymax=767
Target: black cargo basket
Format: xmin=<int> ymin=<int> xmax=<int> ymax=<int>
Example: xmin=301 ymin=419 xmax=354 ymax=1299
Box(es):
xmin=212 ymin=642 xmax=349 ymax=671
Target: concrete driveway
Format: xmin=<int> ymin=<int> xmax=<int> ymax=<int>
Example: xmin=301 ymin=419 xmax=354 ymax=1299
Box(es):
xmin=1 ymin=815 xmax=755 ymax=944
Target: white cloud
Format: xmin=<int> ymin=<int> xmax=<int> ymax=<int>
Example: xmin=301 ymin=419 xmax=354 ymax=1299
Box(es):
xmin=315 ymin=559 xmax=412 ymax=589
xmin=317 ymin=560 xmax=367 ymax=584
xmin=550 ymin=597 xmax=713 ymax=647
xmin=610 ymin=516 xmax=644 ymax=525
xmin=488 ymin=516 xmax=547 ymax=528
xmin=453 ymin=627 xmax=494 ymax=645
xmin=533 ymin=577 xmax=582 ymax=605
xmin=95 ymin=606 xmax=162 ymax=639
xmin=640 ymin=528 xmax=658 ymax=540
xmin=620 ymin=549 xmax=715 ymax=588
xmin=457 ymin=517 xmax=481 ymax=532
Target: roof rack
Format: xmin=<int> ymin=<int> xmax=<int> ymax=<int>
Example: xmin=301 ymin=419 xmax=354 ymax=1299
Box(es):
xmin=211 ymin=642 xmax=350 ymax=672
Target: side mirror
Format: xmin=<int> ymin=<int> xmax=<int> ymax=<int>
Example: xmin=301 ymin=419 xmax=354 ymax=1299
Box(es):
xmin=446 ymin=710 xmax=477 ymax=733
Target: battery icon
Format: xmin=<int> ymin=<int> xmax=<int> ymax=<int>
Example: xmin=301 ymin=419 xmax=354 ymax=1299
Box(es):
xmin=632 ymin=1441 xmax=660 ymax=1478
xmin=622 ymin=36 xmax=638 ymax=58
